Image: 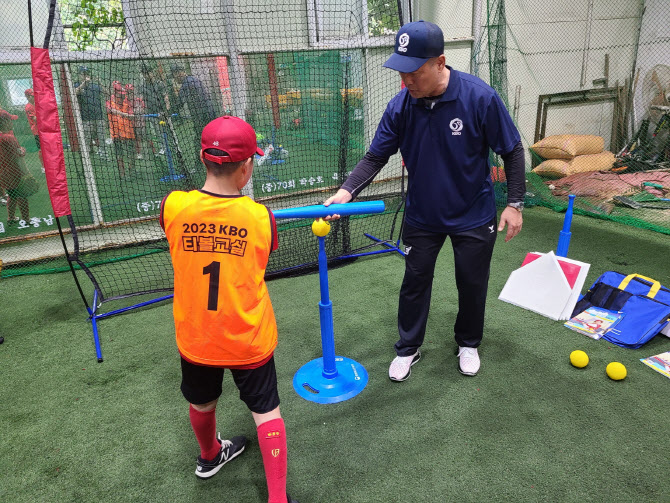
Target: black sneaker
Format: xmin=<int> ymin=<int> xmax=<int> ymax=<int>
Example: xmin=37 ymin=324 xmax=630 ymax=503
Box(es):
xmin=195 ymin=434 xmax=247 ymax=479
xmin=287 ymin=494 xmax=299 ymax=503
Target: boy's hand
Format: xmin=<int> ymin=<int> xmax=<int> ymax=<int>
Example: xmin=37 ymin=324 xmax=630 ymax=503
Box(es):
xmin=322 ymin=189 xmax=352 ymax=221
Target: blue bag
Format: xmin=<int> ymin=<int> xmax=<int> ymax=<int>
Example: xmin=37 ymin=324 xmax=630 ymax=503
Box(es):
xmin=571 ymin=272 xmax=670 ymax=349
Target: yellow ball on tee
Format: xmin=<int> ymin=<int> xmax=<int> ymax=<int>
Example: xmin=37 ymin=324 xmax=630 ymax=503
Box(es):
xmin=311 ymin=218 xmax=331 ymax=237
xmin=570 ymin=350 xmax=589 ymax=368
xmin=606 ymin=362 xmax=627 ymax=380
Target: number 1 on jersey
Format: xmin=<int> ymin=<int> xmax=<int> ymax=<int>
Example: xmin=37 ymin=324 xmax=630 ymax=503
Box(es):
xmin=203 ymin=261 xmax=220 ymax=311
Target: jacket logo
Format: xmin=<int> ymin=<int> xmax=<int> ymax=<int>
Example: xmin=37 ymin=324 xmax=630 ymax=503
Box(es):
xmin=397 ymin=33 xmax=410 ymax=53
xmin=271 ymin=449 xmax=281 ymax=458
xmin=450 ymin=118 xmax=463 ymax=135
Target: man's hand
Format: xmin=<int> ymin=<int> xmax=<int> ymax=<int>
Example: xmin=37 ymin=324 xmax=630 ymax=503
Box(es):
xmin=322 ymin=189 xmax=353 ymax=221
xmin=498 ymin=206 xmax=523 ymax=242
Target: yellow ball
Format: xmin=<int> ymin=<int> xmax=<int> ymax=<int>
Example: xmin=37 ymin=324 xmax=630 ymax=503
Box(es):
xmin=606 ymin=362 xmax=627 ymax=380
xmin=570 ymin=350 xmax=589 ymax=368
xmin=159 ymin=120 xmax=166 ymax=125
xmin=311 ymin=218 xmax=331 ymax=237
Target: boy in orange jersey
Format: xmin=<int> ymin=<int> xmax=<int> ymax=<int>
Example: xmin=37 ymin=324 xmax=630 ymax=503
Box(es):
xmin=160 ymin=116 xmax=298 ymax=503
xmin=106 ymin=81 xmax=135 ymax=178
xmin=24 ymin=89 xmax=44 ymax=171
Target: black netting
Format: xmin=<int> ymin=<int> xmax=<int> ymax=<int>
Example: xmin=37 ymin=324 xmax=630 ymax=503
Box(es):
xmin=1 ymin=0 xmax=669 ymax=307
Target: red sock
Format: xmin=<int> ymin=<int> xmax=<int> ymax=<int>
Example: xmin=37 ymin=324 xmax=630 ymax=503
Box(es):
xmin=189 ymin=405 xmax=220 ymax=461
xmin=257 ymin=418 xmax=288 ymax=503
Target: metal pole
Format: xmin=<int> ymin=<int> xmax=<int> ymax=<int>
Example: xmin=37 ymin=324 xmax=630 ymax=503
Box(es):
xmin=513 ymin=85 xmax=521 ymax=123
xmin=580 ymin=0 xmax=594 ymax=88
xmin=628 ymin=2 xmax=646 ymax=136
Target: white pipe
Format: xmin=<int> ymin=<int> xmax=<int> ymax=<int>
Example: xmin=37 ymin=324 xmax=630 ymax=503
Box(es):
xmin=471 ymin=0 xmax=483 ymax=76
xmin=220 ymin=0 xmax=252 ymax=198
xmin=220 ymin=0 xmax=248 ymax=119
xmin=62 ymin=64 xmax=103 ymax=226
xmin=120 ymin=0 xmax=139 ymax=54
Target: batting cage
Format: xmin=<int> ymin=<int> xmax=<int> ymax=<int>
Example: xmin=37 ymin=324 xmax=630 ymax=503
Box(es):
xmin=0 ymin=0 xmax=668 ymax=355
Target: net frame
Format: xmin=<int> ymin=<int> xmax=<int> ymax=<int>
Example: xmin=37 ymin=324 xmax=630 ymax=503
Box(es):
xmin=24 ymin=0 xmax=416 ymax=360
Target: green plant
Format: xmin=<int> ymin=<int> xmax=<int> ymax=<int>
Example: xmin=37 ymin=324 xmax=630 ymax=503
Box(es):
xmin=367 ymin=0 xmax=400 ymax=37
xmin=63 ymin=0 xmax=126 ymax=51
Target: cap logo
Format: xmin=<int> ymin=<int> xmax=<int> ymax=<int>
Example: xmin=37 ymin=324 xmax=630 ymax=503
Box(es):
xmin=398 ymin=33 xmax=410 ymax=53
xmin=213 ymin=141 xmax=219 ymax=146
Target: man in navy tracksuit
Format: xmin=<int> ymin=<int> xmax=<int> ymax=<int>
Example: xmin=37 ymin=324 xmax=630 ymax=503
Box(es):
xmin=325 ymin=20 xmax=525 ymax=380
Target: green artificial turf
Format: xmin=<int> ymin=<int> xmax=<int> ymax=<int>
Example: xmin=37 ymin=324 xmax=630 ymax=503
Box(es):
xmin=1 ymin=206 xmax=669 ymax=502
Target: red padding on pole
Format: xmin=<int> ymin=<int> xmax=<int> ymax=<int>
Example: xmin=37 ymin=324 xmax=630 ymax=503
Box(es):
xmin=31 ymin=47 xmax=71 ymax=217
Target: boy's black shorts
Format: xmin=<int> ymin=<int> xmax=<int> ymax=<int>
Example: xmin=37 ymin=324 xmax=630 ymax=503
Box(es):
xmin=180 ymin=356 xmax=280 ymax=414
xmin=113 ymin=138 xmax=134 ymax=158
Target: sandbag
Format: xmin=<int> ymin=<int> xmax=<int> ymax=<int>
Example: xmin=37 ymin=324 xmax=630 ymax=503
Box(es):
xmin=533 ymin=151 xmax=615 ymax=178
xmin=569 ymin=151 xmax=615 ymax=173
xmin=532 ymin=159 xmax=569 ymax=179
xmin=530 ymin=134 xmax=604 ymax=159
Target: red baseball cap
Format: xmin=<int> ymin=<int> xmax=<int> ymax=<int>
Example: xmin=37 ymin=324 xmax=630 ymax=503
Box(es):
xmin=112 ymin=81 xmax=124 ymax=92
xmin=124 ymin=83 xmax=134 ymax=91
xmin=201 ymin=116 xmax=264 ymax=164
xmin=25 ymin=88 xmax=34 ymax=96
xmin=0 ymin=109 xmax=19 ymax=121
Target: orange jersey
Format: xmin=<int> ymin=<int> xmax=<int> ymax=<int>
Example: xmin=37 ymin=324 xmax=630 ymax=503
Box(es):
xmin=25 ymin=103 xmax=38 ymax=135
xmin=161 ymin=190 xmax=279 ymax=367
xmin=106 ymin=98 xmax=135 ymax=139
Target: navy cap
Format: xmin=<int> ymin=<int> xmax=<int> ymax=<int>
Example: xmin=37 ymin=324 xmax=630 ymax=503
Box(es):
xmin=383 ymin=20 xmax=444 ymax=73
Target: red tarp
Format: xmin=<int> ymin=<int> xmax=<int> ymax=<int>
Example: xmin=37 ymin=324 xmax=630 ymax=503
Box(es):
xmin=31 ymin=47 xmax=71 ymax=217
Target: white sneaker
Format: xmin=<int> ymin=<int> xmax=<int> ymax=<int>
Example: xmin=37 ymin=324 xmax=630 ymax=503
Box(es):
xmin=158 ymin=149 xmax=165 ymax=155
xmin=389 ymin=350 xmax=421 ymax=382
xmin=136 ymin=154 xmax=143 ymax=160
xmin=457 ymin=347 xmax=480 ymax=376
